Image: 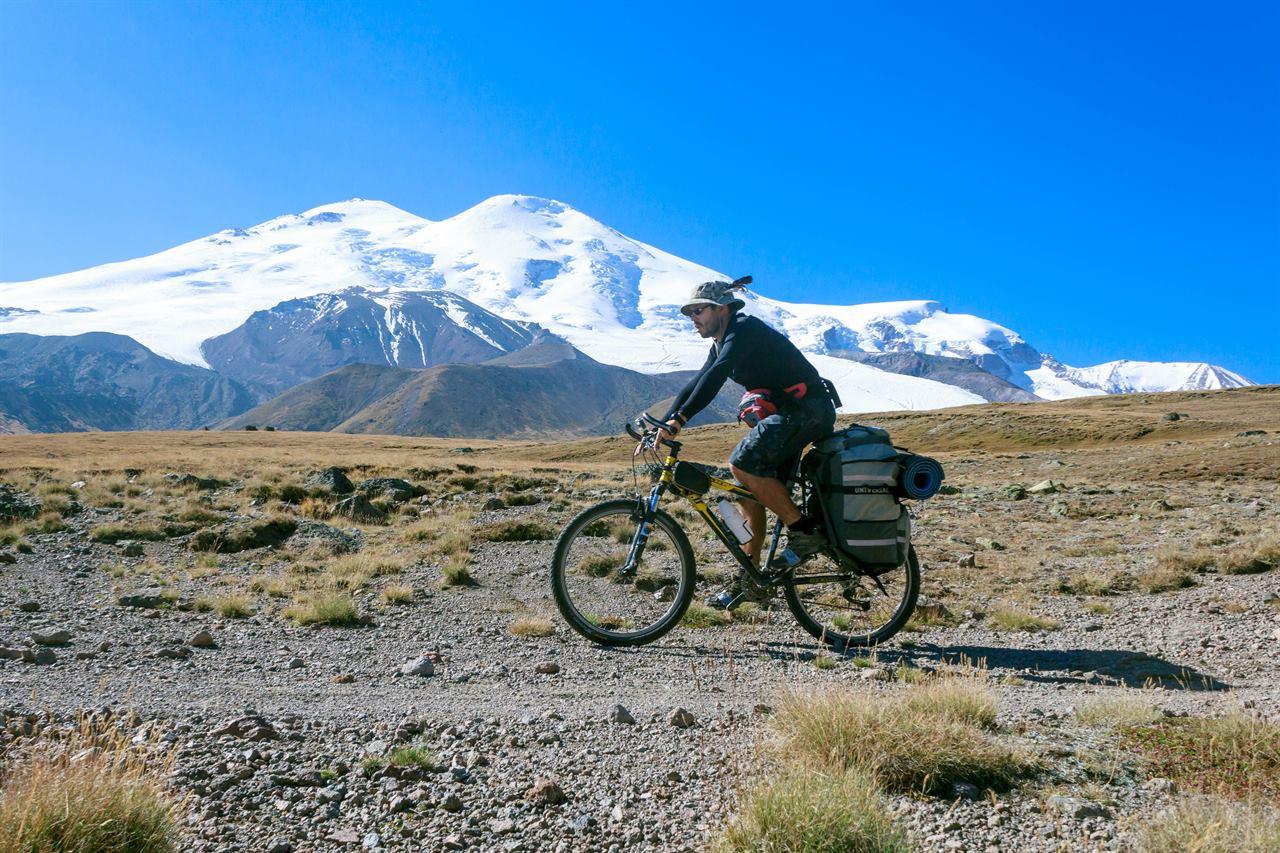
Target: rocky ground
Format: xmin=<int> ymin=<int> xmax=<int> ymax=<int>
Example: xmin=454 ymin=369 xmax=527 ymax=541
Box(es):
xmin=0 ymin=387 xmax=1277 ymax=851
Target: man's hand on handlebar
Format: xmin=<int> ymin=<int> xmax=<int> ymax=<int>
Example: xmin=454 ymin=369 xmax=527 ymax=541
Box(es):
xmin=657 ymin=418 xmax=681 ymax=442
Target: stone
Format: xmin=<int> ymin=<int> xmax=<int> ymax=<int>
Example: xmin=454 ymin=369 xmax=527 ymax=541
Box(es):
xmin=16 ymin=600 xmax=41 ymax=612
xmin=859 ymin=667 xmax=891 ymax=682
xmin=117 ymin=590 xmax=165 ymax=608
xmin=534 ymin=661 xmax=561 ymax=675
xmin=1141 ymin=777 xmax=1177 ymax=794
xmin=400 ymin=657 xmax=435 ymax=677
xmin=1238 ymin=429 xmax=1266 ymax=437
xmin=31 ymin=630 xmax=72 ymax=646
xmin=1160 ymin=412 xmax=1182 ymax=422
xmin=265 ymin=841 xmax=293 ymax=853
xmin=950 ymin=781 xmax=981 ymax=800
xmin=1049 ymin=501 xmax=1070 ymax=517
xmin=307 ymin=466 xmax=354 ymax=495
xmin=210 ymin=715 xmax=280 ymax=741
xmin=1028 ymin=479 xmax=1058 ymax=495
xmin=164 ymin=473 xmax=220 ymax=490
xmin=525 ymin=778 xmax=567 ymax=806
xmin=957 ymin=553 xmax=977 ymax=568
xmin=288 ymin=656 xmax=305 ymax=669
xmin=117 ymin=541 xmax=146 ymax=557
xmin=155 ymin=646 xmax=191 ymax=660
xmin=440 ymin=793 xmax=463 ymax=813
xmin=1047 ymin=795 xmax=1112 ymax=820
xmin=27 ymin=647 xmax=57 ymax=665
xmin=332 ymin=494 xmax=387 ymax=524
xmin=914 ymin=598 xmax=952 ymax=621
xmin=482 ymin=496 xmax=506 ymax=510
xmin=608 ymin=704 xmax=635 ymax=725
xmin=1000 ymin=485 xmax=1027 ymax=501
xmin=490 ymin=817 xmax=516 ymax=835
xmin=331 ymin=673 xmax=356 ymax=684
xmin=975 ymin=538 xmax=1005 ymax=551
xmin=361 ymin=832 xmax=381 ymax=849
xmin=668 ymin=708 xmax=696 ymax=728
xmin=188 ymin=630 xmax=216 ymax=648
xmin=357 ymin=477 xmax=424 ymax=503
xmin=0 ymin=485 xmax=41 ymax=521
xmin=286 ymin=519 xmax=361 ymax=555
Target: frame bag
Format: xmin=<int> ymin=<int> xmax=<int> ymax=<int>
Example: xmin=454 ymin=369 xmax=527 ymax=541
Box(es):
xmin=806 ymin=424 xmax=911 ymax=567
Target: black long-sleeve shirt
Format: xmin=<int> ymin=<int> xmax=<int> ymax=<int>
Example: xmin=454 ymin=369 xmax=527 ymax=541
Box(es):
xmin=663 ymin=313 xmax=822 ymax=423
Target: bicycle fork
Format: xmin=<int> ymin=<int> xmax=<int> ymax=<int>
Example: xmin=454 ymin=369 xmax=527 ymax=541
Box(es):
xmin=621 ymin=484 xmax=664 ymax=575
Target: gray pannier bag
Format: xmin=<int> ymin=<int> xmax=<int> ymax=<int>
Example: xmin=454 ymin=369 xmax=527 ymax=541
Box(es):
xmin=805 ymin=424 xmax=911 ymax=567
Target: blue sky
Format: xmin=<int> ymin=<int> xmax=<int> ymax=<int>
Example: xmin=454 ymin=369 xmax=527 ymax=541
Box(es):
xmin=1 ymin=1 xmax=1277 ymax=381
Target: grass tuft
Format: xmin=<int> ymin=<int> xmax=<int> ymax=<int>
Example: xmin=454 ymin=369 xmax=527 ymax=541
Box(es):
xmin=681 ymin=602 xmax=731 ymax=629
xmin=508 ymin=616 xmax=556 ymax=637
xmin=1138 ymin=565 xmax=1198 ymax=594
xmin=0 ymin=719 xmax=180 ymax=852
xmin=989 ymin=606 xmax=1061 ymax=632
xmin=440 ymin=553 xmax=475 ymax=588
xmin=714 ymin=768 xmax=910 ymax=853
xmin=1121 ymin=714 xmax=1280 ymax=800
xmin=380 ymin=583 xmax=414 ymax=605
xmin=1137 ymin=797 xmax=1280 ymax=853
xmin=1075 ymin=694 xmax=1162 ymax=729
xmin=284 ymin=593 xmax=362 ymax=627
xmin=475 ymin=519 xmax=555 ymax=542
xmin=772 ymin=678 xmax=1034 ymax=795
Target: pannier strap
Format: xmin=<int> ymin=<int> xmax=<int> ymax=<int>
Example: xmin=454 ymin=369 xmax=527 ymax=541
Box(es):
xmin=846 ymin=537 xmax=909 ymax=547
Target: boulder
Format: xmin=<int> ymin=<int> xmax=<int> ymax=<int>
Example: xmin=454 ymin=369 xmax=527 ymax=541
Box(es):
xmin=525 ymin=778 xmax=567 ymax=807
xmin=332 ymin=495 xmax=387 ymax=524
xmin=307 ymin=467 xmax=354 ymax=495
xmin=210 ymin=715 xmax=279 ymax=741
xmin=356 ymin=477 xmax=424 ymax=503
xmin=0 ymin=485 xmax=41 ymax=521
xmin=30 ymin=630 xmax=72 ymax=647
xmin=400 ymin=657 xmax=435 ymax=677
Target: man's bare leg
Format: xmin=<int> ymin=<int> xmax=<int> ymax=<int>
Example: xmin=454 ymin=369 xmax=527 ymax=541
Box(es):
xmin=730 ymin=465 xmax=803 ymax=526
xmin=740 ymin=499 xmax=766 ymax=566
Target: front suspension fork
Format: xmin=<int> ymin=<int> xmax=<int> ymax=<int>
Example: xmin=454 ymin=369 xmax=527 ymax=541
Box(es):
xmin=621 ymin=484 xmax=663 ymax=574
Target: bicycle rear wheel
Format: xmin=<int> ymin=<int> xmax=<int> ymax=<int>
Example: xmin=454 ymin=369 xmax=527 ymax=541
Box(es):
xmin=552 ymin=499 xmax=696 ymax=646
xmin=783 ymin=546 xmax=920 ymax=650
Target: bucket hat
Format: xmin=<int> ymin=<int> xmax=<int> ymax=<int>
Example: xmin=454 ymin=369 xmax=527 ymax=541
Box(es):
xmin=680 ymin=276 xmax=751 ymax=316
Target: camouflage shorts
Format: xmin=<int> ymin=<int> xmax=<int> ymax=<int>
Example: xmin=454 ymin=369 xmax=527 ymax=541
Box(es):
xmin=728 ymin=394 xmax=836 ymax=480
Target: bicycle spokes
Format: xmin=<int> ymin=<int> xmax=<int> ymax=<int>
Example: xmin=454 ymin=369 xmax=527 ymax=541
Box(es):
xmin=558 ymin=506 xmax=687 ymax=640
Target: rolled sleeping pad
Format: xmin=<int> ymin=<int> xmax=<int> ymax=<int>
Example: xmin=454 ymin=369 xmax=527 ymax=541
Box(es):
xmin=900 ymin=454 xmax=945 ymax=500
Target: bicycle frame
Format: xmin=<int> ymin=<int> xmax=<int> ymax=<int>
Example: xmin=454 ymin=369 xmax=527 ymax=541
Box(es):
xmin=627 ymin=441 xmax=855 ymax=590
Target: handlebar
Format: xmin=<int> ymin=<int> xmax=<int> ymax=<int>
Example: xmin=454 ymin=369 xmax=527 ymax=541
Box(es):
xmin=624 ymin=412 xmax=682 ymax=454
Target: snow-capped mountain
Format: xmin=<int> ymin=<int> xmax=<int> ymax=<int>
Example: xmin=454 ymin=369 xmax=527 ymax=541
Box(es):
xmin=0 ymin=195 xmax=1252 ymax=414
xmin=201 ymin=286 xmax=542 ymax=397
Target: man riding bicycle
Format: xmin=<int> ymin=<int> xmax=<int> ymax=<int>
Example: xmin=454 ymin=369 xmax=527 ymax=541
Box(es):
xmin=657 ymin=278 xmax=837 ymax=609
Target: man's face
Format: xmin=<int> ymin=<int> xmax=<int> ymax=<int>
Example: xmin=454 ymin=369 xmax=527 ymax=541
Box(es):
xmin=690 ymin=304 xmax=728 ymax=338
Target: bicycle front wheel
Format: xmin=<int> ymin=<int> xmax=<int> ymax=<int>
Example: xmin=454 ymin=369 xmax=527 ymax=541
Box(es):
xmin=552 ymin=499 xmax=696 ymax=646
xmin=784 ymin=546 xmax=921 ymax=651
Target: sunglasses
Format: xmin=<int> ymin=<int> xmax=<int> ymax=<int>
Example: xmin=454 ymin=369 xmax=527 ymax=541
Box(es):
xmin=689 ymin=305 xmax=716 ymax=317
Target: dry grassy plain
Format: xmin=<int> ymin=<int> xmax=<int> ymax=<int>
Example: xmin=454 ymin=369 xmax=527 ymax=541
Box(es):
xmin=0 ymin=385 xmax=1277 ymax=851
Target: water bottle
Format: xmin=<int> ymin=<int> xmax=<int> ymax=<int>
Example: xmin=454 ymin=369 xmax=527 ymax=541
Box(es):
xmin=715 ymin=498 xmax=752 ymax=544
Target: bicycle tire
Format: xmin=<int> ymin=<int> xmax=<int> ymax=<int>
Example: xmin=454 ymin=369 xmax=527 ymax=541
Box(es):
xmin=783 ymin=545 xmax=921 ymax=650
xmin=552 ymin=498 xmax=697 ymax=647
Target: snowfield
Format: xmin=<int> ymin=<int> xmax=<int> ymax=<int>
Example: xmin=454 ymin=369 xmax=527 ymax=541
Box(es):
xmin=0 ymin=195 xmax=1251 ymax=413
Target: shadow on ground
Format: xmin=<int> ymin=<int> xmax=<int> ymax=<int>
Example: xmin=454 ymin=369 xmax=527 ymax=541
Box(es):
xmin=901 ymin=643 xmax=1230 ymax=691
